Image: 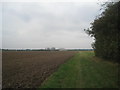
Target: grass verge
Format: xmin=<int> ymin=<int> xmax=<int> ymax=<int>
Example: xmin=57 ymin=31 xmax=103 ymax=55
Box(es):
xmin=40 ymin=51 xmax=119 ymax=88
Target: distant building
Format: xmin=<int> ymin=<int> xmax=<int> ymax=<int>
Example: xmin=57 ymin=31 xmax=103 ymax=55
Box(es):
xmin=59 ymin=48 xmax=66 ymax=51
xmin=45 ymin=47 xmax=56 ymax=51
xmin=51 ymin=47 xmax=56 ymax=51
xmin=46 ymin=47 xmax=50 ymax=51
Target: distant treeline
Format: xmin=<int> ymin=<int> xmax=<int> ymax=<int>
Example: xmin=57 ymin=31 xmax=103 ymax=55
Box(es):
xmin=85 ymin=1 xmax=119 ymax=62
xmin=67 ymin=49 xmax=93 ymax=51
xmin=2 ymin=49 xmax=58 ymax=51
xmin=2 ymin=49 xmax=93 ymax=51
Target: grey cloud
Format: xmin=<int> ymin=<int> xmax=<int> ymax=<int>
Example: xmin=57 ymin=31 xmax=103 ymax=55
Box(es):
xmin=2 ymin=2 xmax=100 ymax=49
xmin=0 ymin=3 xmax=2 ymax=48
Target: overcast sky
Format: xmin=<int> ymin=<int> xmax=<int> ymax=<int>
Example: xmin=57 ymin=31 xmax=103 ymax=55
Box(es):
xmin=1 ymin=0 xmax=104 ymax=49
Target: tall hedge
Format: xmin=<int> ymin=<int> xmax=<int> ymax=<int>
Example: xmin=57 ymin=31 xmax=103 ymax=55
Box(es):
xmin=85 ymin=1 xmax=120 ymax=61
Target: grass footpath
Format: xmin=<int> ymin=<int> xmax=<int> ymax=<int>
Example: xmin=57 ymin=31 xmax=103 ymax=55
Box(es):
xmin=40 ymin=51 xmax=119 ymax=88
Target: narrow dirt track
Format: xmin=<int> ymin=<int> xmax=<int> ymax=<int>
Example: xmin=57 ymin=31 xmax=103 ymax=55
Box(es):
xmin=2 ymin=51 xmax=77 ymax=88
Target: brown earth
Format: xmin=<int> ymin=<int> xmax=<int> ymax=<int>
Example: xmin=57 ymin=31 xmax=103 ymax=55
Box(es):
xmin=2 ymin=51 xmax=77 ymax=88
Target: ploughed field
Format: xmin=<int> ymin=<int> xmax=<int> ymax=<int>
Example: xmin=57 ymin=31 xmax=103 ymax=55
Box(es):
xmin=2 ymin=51 xmax=77 ymax=88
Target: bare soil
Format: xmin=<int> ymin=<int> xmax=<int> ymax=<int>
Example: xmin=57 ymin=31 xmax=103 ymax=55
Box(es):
xmin=2 ymin=51 xmax=77 ymax=88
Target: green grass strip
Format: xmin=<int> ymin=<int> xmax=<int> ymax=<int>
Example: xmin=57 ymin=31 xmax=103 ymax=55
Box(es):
xmin=40 ymin=51 xmax=119 ymax=88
